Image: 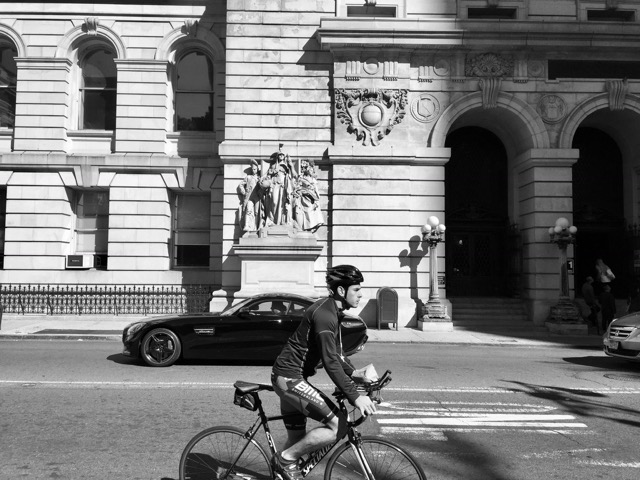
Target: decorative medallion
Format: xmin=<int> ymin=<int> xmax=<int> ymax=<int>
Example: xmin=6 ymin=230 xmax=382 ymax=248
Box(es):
xmin=363 ymin=58 xmax=379 ymax=75
xmin=410 ymin=94 xmax=440 ymax=123
xmin=465 ymin=53 xmax=514 ymax=77
xmin=433 ymin=58 xmax=450 ymax=77
xmin=536 ymin=94 xmax=567 ymax=124
xmin=335 ymin=88 xmax=408 ymax=146
xmin=527 ymin=60 xmax=544 ymax=78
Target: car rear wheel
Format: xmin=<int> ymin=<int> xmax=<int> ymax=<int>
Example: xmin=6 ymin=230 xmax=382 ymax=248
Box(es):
xmin=140 ymin=328 xmax=181 ymax=367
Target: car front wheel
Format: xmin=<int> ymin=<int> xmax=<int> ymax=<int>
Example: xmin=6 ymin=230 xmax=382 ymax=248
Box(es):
xmin=140 ymin=328 xmax=182 ymax=367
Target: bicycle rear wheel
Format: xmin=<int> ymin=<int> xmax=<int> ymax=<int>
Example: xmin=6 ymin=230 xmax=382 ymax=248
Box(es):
xmin=324 ymin=437 xmax=426 ymax=480
xmin=179 ymin=426 xmax=272 ymax=480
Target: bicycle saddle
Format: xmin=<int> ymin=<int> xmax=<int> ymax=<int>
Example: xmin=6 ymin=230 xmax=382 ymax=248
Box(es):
xmin=234 ymin=380 xmax=274 ymax=394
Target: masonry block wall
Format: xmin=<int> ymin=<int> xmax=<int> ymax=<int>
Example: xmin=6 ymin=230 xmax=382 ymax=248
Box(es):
xmin=0 ymin=2 xmax=227 ymax=287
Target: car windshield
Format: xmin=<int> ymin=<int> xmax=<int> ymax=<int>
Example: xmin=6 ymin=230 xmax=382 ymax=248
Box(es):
xmin=220 ymin=296 xmax=310 ymax=317
xmin=220 ymin=297 xmax=255 ymax=316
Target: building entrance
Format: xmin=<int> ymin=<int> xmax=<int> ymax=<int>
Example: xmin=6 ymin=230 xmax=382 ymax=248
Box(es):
xmin=445 ymin=127 xmax=511 ymax=297
xmin=572 ymin=127 xmax=628 ymax=298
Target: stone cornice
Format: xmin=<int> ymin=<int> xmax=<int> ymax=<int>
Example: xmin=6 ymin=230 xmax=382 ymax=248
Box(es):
xmin=317 ymin=19 xmax=640 ymax=56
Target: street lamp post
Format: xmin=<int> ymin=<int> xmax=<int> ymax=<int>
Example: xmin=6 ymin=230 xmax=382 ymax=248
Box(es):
xmin=421 ymin=216 xmax=450 ymax=321
xmin=547 ymin=217 xmax=582 ymax=323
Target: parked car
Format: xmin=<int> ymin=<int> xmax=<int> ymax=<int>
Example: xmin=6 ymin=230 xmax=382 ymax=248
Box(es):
xmin=603 ymin=312 xmax=640 ymax=361
xmin=122 ymin=293 xmax=368 ymax=367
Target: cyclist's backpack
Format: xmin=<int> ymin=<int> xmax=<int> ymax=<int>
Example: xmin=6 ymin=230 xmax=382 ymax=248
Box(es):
xmin=234 ymin=389 xmax=259 ymax=411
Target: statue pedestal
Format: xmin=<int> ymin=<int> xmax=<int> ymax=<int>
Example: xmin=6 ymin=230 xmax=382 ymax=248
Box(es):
xmin=233 ymin=226 xmax=325 ymax=299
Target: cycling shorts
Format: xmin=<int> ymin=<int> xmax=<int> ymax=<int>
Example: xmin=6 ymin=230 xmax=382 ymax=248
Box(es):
xmin=271 ymin=373 xmax=341 ymax=431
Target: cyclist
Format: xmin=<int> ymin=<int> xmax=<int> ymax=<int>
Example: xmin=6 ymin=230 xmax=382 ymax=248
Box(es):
xmin=270 ymin=264 xmax=377 ymax=480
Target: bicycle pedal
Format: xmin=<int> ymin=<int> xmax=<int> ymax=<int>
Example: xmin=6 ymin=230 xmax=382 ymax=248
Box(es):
xmin=274 ymin=474 xmax=284 ymax=480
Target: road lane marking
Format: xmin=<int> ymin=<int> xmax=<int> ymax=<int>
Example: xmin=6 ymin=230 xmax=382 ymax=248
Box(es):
xmin=2 ymin=381 xmax=640 ymax=394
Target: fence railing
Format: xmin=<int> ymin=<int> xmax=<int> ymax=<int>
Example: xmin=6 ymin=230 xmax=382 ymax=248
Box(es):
xmin=0 ymin=284 xmax=214 ymax=315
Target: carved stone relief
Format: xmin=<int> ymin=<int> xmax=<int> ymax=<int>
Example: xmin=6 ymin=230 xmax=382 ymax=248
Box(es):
xmin=410 ymin=94 xmax=440 ymax=123
xmin=465 ymin=53 xmax=514 ymax=78
xmin=335 ymin=88 xmax=408 ymax=146
xmin=536 ymin=94 xmax=567 ymax=124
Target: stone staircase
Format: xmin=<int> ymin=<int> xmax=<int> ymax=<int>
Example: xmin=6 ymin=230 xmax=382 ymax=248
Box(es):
xmin=449 ymin=297 xmax=542 ymax=332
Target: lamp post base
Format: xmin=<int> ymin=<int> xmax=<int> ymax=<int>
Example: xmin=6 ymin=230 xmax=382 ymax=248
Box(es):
xmin=545 ymin=298 xmax=588 ymax=335
xmin=418 ymin=300 xmax=452 ymax=331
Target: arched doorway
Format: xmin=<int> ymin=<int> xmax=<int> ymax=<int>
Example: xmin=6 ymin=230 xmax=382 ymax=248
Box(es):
xmin=572 ymin=127 xmax=627 ymax=298
xmin=445 ymin=126 xmax=511 ymax=297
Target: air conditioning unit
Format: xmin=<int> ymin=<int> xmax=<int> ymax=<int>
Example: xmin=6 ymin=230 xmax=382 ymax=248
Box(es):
xmin=66 ymin=254 xmax=94 ymax=269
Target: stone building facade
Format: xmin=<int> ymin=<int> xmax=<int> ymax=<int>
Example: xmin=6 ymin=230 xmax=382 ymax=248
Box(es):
xmin=1 ymin=0 xmax=640 ymax=326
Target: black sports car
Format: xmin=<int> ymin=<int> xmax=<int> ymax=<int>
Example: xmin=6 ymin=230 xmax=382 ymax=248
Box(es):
xmin=121 ymin=293 xmax=368 ymax=367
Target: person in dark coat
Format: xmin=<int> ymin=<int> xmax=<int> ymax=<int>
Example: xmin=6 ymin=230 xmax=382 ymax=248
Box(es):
xmin=581 ymin=276 xmax=598 ymax=326
xmin=598 ymin=284 xmax=616 ymax=334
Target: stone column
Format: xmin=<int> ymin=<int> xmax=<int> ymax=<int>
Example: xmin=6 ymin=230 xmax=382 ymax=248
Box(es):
xmin=514 ymin=148 xmax=581 ymax=326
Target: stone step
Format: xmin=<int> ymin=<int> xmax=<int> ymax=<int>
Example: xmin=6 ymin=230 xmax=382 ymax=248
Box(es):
xmin=449 ymin=296 xmax=529 ymax=327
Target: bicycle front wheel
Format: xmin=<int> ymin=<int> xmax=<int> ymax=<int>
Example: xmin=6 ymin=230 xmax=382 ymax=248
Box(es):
xmin=324 ymin=437 xmax=426 ymax=480
xmin=179 ymin=426 xmax=272 ymax=480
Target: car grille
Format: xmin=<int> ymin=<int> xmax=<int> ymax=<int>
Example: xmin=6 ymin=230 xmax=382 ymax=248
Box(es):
xmin=606 ymin=346 xmax=640 ymax=357
xmin=609 ymin=326 xmax=636 ymax=340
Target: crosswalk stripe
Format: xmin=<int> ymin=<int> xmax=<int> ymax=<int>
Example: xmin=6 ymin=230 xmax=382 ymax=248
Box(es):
xmin=376 ymin=400 xmax=587 ymax=434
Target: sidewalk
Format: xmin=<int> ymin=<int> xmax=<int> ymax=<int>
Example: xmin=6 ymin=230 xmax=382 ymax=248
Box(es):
xmin=0 ymin=314 xmax=604 ymax=348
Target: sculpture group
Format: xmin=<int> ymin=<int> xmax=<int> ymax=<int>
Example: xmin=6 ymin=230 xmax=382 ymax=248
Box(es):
xmin=237 ymin=147 xmax=325 ymax=235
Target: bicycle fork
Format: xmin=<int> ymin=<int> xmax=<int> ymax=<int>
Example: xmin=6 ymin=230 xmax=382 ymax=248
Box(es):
xmin=348 ymin=430 xmax=376 ymax=480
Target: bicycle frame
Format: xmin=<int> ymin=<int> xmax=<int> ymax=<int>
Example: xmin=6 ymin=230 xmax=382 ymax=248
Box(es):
xmin=223 ymin=371 xmax=392 ymax=480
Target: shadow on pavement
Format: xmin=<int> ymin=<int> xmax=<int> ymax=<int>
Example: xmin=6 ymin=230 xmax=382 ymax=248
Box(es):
xmin=563 ymin=355 xmax=640 ymax=370
xmin=502 ymin=379 xmax=640 ymax=429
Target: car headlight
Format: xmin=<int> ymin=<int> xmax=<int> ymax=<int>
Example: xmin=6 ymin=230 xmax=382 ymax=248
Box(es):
xmin=124 ymin=322 xmax=146 ymax=342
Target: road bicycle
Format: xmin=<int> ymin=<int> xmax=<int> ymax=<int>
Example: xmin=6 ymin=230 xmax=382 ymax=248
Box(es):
xmin=179 ymin=370 xmax=426 ymax=479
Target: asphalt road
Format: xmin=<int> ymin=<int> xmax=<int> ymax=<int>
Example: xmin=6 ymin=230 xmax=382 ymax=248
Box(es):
xmin=1 ymin=340 xmax=640 ymax=479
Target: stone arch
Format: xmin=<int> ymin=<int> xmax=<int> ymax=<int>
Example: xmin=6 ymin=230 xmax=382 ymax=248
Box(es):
xmin=0 ymin=22 xmax=26 ymax=57
xmin=55 ymin=23 xmax=126 ymax=59
xmin=430 ymin=91 xmax=550 ymax=151
xmin=559 ymin=93 xmax=640 ymax=149
xmin=155 ymin=25 xmax=225 ymax=62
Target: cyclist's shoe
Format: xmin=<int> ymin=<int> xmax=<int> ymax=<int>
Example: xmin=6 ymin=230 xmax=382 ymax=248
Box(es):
xmin=271 ymin=452 xmax=303 ymax=480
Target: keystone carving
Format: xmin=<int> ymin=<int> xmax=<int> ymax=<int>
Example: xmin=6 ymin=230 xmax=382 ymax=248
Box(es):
xmin=84 ymin=17 xmax=99 ymax=35
xmin=465 ymin=53 xmax=514 ymax=78
xmin=606 ymin=79 xmax=628 ymax=111
xmin=335 ymin=89 xmax=408 ymax=146
xmin=478 ymin=77 xmax=502 ymax=109
xmin=184 ymin=19 xmax=198 ymax=37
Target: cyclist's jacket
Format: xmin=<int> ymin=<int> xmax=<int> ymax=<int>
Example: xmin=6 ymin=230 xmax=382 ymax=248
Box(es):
xmin=272 ymin=297 xmax=360 ymax=405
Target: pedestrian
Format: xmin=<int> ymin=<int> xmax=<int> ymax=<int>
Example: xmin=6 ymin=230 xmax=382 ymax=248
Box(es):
xmin=595 ymin=258 xmax=615 ymax=294
xmin=599 ymin=284 xmax=616 ymax=334
xmin=581 ymin=276 xmax=599 ymax=326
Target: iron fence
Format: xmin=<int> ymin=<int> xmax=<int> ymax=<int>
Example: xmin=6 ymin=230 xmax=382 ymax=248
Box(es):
xmin=0 ymin=284 xmax=214 ymax=315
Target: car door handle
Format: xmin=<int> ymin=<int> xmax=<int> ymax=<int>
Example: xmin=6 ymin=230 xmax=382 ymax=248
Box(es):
xmin=194 ymin=327 xmax=216 ymax=335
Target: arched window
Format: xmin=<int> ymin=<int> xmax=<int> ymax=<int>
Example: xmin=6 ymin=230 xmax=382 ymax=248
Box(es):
xmin=0 ymin=40 xmax=17 ymax=129
xmin=174 ymin=50 xmax=214 ymax=131
xmin=80 ymin=47 xmax=116 ymax=130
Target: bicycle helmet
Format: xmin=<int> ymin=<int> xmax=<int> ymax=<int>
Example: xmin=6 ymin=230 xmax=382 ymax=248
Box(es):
xmin=326 ymin=265 xmax=364 ymax=292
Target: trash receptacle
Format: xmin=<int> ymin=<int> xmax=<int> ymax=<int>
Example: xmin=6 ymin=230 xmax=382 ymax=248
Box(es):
xmin=376 ymin=287 xmax=398 ymax=330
